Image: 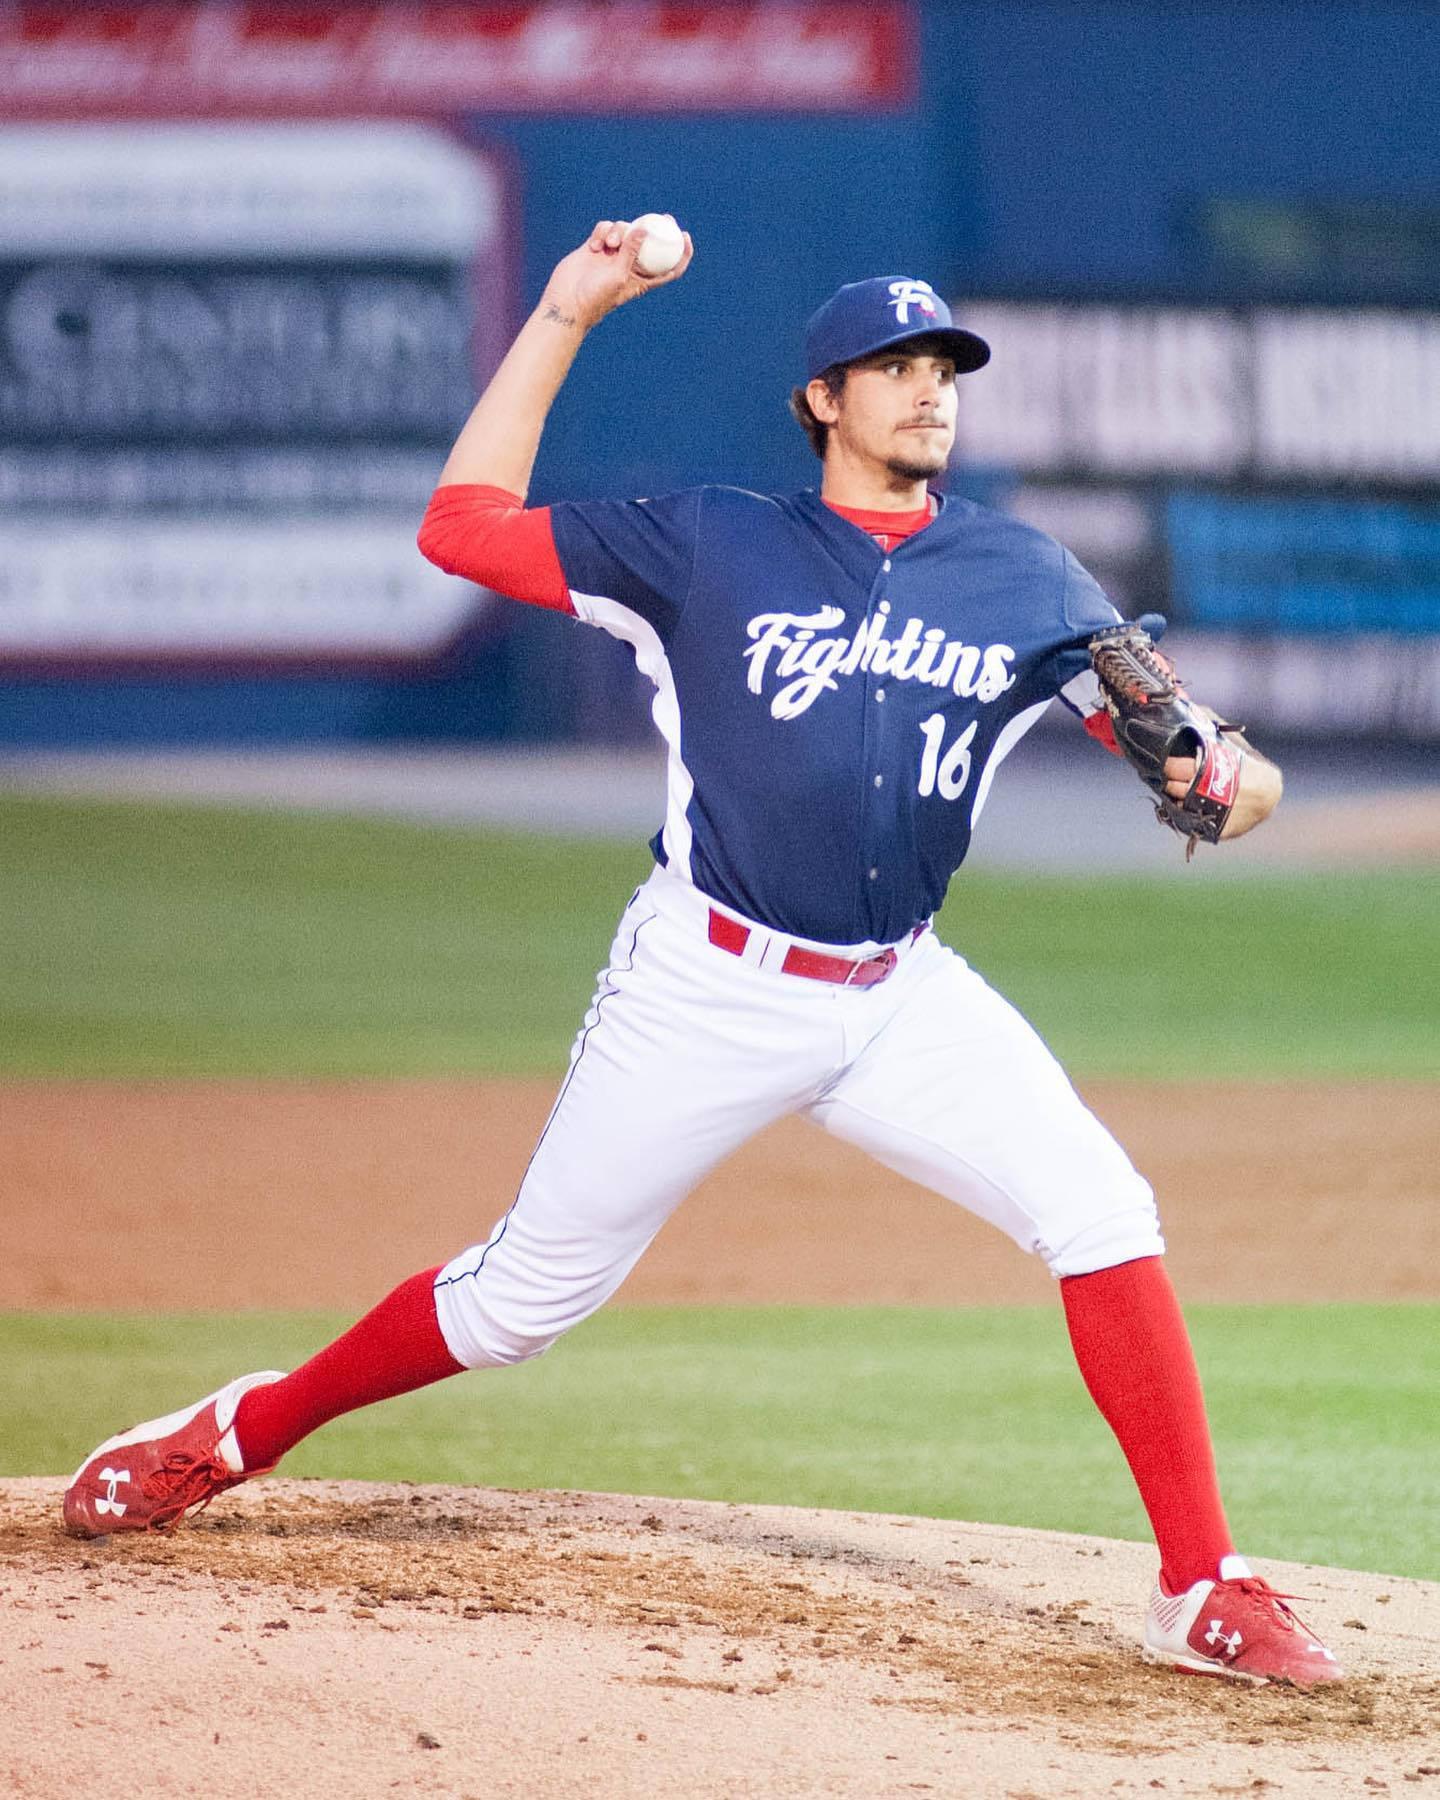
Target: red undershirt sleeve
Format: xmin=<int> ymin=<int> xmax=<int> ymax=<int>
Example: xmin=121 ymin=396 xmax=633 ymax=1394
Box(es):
xmin=417 ymin=484 xmax=573 ymax=614
xmin=1083 ymin=711 xmax=1122 ymax=755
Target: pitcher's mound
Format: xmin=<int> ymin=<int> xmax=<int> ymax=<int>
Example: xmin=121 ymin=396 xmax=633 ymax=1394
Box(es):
xmin=2 ymin=1479 xmax=1435 ymax=1798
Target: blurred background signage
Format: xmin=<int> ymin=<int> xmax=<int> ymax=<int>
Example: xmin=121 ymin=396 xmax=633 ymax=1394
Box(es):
xmin=950 ymin=301 xmax=1440 ymax=736
xmin=0 ymin=0 xmax=1434 ymax=743
xmin=1183 ymin=197 xmax=1440 ymax=304
xmin=952 ymin=301 xmax=1440 ymax=484
xmin=0 ymin=3 xmax=916 ymax=114
xmin=0 ymin=122 xmax=508 ymax=665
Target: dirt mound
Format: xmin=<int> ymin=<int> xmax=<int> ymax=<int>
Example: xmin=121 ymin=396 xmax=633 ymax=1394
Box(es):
xmin=2 ymin=1478 xmax=1436 ymax=1799
xmin=6 ymin=1076 xmax=1437 ymax=1792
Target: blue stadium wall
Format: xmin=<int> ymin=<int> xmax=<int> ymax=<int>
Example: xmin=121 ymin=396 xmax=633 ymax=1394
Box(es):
xmin=3 ymin=0 xmax=1436 ymax=747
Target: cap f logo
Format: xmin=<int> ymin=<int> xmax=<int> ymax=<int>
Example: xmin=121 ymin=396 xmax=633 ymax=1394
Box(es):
xmin=887 ymin=279 xmax=939 ymax=325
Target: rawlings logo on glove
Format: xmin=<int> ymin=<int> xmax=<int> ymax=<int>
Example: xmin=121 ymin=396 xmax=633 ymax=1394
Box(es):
xmin=1088 ymin=623 xmax=1249 ymax=861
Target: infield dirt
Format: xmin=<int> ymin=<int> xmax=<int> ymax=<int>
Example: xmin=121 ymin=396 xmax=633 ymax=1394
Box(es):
xmin=6 ymin=1077 xmax=1438 ymax=1309
xmin=4 ymin=1076 xmax=1438 ymax=1797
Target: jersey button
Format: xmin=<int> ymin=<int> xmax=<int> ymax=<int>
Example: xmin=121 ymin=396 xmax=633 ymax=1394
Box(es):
xmin=868 ymin=867 xmax=879 ymax=881
xmin=882 ymin=558 xmax=892 ymax=572
xmin=875 ymin=687 xmax=885 ymax=702
xmin=873 ymin=774 xmax=884 ymax=788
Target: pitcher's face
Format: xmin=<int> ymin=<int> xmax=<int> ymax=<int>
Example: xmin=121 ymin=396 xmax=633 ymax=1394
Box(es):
xmin=813 ymin=349 xmax=958 ymax=484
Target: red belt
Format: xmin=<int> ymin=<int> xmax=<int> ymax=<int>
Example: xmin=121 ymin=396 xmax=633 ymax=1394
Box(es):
xmin=707 ymin=908 xmax=912 ymax=988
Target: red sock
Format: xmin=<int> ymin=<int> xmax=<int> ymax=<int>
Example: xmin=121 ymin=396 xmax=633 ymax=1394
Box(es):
xmin=233 ymin=1268 xmax=464 ymax=1469
xmin=1060 ymin=1255 xmax=1234 ymax=1594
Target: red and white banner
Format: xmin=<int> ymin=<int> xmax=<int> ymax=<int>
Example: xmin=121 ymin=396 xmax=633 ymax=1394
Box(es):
xmin=0 ymin=3 xmax=916 ymax=116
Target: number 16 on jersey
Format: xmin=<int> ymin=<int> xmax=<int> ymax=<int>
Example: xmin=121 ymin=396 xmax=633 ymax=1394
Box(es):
xmin=917 ymin=714 xmax=977 ymax=801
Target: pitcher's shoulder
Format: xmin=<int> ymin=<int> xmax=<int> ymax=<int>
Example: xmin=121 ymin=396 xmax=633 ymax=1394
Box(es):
xmin=937 ymin=493 xmax=1068 ymax=563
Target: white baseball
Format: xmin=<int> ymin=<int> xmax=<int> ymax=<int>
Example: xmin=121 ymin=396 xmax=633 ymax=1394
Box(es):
xmin=631 ymin=212 xmax=685 ymax=277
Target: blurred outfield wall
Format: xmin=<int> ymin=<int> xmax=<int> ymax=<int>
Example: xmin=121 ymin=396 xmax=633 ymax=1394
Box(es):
xmin=0 ymin=0 xmax=1436 ymax=747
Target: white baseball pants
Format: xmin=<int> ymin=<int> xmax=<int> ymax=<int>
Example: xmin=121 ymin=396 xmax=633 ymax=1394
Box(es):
xmin=435 ymin=867 xmax=1163 ymax=1369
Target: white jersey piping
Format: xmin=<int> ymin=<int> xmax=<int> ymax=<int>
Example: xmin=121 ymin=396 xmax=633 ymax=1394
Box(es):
xmin=1060 ymin=664 xmax=1105 ymax=718
xmin=969 ymin=698 xmax=1053 ymax=827
xmin=569 ymin=589 xmax=695 ymax=882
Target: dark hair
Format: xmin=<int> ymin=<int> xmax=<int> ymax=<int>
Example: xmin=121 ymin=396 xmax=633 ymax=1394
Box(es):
xmin=789 ymin=365 xmax=847 ymax=460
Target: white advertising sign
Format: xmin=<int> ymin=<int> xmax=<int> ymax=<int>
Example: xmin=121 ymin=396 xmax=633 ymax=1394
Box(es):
xmin=0 ymin=122 xmax=508 ymax=666
xmin=953 ymin=302 xmax=1440 ymax=483
xmin=0 ymin=520 xmax=479 ymax=659
xmin=0 ymin=122 xmax=500 ymax=257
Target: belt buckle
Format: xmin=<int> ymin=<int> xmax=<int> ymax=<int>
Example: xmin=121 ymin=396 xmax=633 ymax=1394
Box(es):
xmin=846 ymin=946 xmax=897 ymax=988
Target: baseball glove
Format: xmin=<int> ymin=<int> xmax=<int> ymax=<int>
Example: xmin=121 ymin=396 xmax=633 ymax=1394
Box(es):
xmin=1088 ymin=623 xmax=1247 ymax=860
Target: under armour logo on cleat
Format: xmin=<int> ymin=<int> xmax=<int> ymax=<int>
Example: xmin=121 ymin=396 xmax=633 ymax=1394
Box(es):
xmin=1204 ymin=1619 xmax=1243 ymax=1658
xmin=94 ymin=1467 xmax=131 ymax=1518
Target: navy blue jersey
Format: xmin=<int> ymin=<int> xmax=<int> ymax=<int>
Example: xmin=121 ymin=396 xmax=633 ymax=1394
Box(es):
xmin=549 ymin=487 xmax=1120 ymax=945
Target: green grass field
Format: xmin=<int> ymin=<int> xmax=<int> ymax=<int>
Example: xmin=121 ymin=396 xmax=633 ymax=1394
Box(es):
xmin=2 ymin=792 xmax=1437 ymax=1078
xmin=5 ymin=1304 xmax=1436 ymax=1579
xmin=3 ymin=792 xmax=1436 ymax=1579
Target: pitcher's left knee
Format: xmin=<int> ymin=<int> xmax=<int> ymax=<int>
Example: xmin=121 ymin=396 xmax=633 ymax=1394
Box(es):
xmin=432 ymin=1270 xmax=571 ymax=1370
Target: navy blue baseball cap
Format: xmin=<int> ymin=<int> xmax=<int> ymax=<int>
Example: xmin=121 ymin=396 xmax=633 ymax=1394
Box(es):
xmin=804 ymin=277 xmax=990 ymax=380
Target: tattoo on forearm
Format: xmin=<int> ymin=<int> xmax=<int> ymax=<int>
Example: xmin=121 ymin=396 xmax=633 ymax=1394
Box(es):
xmin=541 ymin=302 xmax=578 ymax=329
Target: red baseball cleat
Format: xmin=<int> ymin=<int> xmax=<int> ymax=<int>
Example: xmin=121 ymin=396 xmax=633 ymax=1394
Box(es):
xmin=62 ymin=1371 xmax=286 ymax=1539
xmin=1143 ymin=1555 xmax=1344 ymax=1687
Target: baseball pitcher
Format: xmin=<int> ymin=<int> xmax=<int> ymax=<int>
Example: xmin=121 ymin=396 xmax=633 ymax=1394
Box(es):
xmin=64 ymin=220 xmax=1339 ymax=1689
